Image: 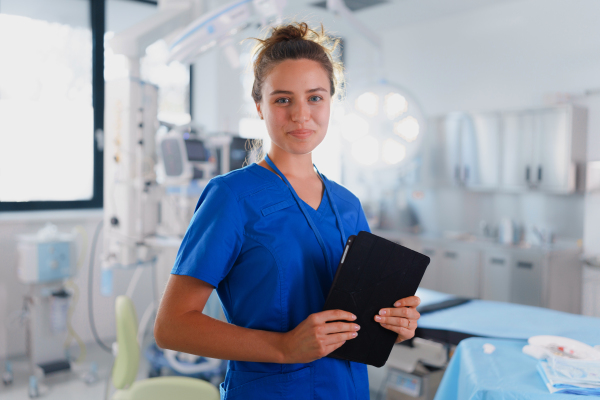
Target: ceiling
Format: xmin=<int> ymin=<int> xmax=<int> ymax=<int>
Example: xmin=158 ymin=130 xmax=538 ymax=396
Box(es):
xmin=285 ymin=0 xmax=522 ymax=32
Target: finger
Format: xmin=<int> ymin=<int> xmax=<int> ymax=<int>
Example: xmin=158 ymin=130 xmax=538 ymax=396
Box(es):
xmin=321 ymin=321 xmax=360 ymax=335
xmin=325 ymin=340 xmax=347 ymax=354
xmin=381 ymin=324 xmax=415 ymax=339
xmin=323 ymin=331 xmax=358 ymax=346
xmin=374 ymin=316 xmax=409 ymax=328
xmin=314 ymin=309 xmax=356 ymax=324
xmin=393 ymin=296 xmax=421 ymax=308
xmin=378 ymin=307 xmax=420 ymax=320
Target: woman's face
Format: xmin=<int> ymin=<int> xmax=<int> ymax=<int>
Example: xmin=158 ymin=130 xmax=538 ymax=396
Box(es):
xmin=256 ymin=58 xmax=331 ymax=156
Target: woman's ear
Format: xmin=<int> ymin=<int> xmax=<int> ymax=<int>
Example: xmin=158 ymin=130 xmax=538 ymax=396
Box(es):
xmin=255 ymin=102 xmax=263 ymax=120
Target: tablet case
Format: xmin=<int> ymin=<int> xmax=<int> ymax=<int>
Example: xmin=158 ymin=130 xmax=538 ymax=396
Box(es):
xmin=323 ymin=231 xmax=430 ymax=367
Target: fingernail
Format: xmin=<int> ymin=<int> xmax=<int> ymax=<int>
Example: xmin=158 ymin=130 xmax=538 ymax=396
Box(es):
xmin=352 ymin=332 xmax=357 ymax=337
xmin=355 ymin=325 xmax=360 ymax=331
xmin=375 ymin=316 xmax=382 ymax=322
xmin=351 ymin=314 xmax=357 ymax=320
xmin=379 ymin=310 xmax=387 ymax=316
xmin=395 ymin=302 xmax=401 ymax=307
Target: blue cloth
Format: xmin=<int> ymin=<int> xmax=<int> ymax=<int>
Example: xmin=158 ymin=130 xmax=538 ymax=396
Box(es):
xmin=171 ymin=162 xmax=371 ymax=400
xmin=435 ymin=338 xmax=585 ymax=400
xmin=416 ymin=289 xmax=600 ymax=347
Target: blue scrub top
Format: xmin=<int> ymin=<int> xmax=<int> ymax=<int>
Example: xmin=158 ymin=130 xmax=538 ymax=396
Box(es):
xmin=171 ymin=162 xmax=371 ymax=400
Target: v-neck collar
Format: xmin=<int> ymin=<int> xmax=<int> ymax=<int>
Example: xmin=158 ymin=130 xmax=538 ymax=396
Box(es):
xmin=250 ymin=162 xmax=328 ymax=219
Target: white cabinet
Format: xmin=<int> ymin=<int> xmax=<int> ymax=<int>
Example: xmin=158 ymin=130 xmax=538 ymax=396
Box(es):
xmin=463 ymin=113 xmax=502 ymax=190
xmin=481 ymin=250 xmax=511 ymax=302
xmin=510 ymin=250 xmax=544 ymax=307
xmin=417 ymin=242 xmax=442 ymax=291
xmin=438 ymin=246 xmax=480 ymax=298
xmin=436 ymin=112 xmax=501 ymax=190
xmin=500 ymin=106 xmax=587 ymax=193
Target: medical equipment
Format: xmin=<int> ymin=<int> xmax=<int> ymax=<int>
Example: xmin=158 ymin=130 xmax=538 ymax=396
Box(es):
xmin=167 ymin=0 xmax=286 ymax=65
xmin=2 ymin=361 xmax=13 ymax=386
xmin=209 ymin=135 xmax=262 ymax=177
xmin=156 ymin=126 xmax=215 ymax=186
xmin=14 ymin=224 xmax=87 ymax=379
xmin=110 ymin=296 xmax=220 ymax=400
xmin=17 ymin=223 xmax=76 ymax=284
xmin=522 ymin=335 xmax=600 ymax=393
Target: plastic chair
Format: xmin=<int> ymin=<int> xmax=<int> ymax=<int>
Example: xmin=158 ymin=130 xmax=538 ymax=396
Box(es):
xmin=111 ymin=296 xmax=220 ymax=400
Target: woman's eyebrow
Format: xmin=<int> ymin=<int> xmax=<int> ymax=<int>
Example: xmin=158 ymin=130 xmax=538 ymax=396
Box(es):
xmin=269 ymin=87 xmax=328 ymax=96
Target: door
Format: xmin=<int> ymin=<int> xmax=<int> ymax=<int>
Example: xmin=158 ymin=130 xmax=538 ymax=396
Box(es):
xmin=535 ymin=107 xmax=573 ymax=192
xmin=463 ymin=112 xmax=501 ymax=190
xmin=501 ymin=111 xmax=535 ymax=190
xmin=438 ymin=246 xmax=480 ymax=298
xmin=481 ymin=250 xmax=511 ymax=302
xmin=510 ymin=250 xmax=543 ymax=307
xmin=442 ymin=113 xmax=465 ymax=186
xmin=418 ymin=242 xmax=441 ymax=291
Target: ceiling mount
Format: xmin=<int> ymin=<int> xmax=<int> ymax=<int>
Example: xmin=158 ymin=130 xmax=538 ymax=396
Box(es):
xmin=312 ymin=0 xmax=388 ymax=12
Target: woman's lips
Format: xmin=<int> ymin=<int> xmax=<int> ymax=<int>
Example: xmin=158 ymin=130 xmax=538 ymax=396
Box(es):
xmin=288 ymin=129 xmax=314 ymax=139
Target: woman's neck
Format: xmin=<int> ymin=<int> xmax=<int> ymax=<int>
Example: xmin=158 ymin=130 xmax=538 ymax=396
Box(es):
xmin=265 ymin=146 xmax=316 ymax=180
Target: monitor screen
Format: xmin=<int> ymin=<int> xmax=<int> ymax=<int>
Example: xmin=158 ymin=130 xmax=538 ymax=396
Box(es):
xmin=185 ymin=139 xmax=209 ymax=162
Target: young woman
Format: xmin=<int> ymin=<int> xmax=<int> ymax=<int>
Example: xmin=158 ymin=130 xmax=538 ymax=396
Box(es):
xmin=154 ymin=22 xmax=421 ymax=399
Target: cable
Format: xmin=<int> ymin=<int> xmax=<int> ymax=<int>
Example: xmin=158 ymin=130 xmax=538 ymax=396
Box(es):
xmin=64 ymin=280 xmax=87 ymax=363
xmin=88 ymin=220 xmax=112 ymax=354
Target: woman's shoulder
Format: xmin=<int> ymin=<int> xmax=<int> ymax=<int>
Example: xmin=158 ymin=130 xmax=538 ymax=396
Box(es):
xmin=209 ymin=163 xmax=280 ymax=201
xmin=324 ymin=178 xmax=362 ymax=213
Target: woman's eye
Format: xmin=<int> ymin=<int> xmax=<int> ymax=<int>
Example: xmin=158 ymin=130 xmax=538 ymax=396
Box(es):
xmin=275 ymin=98 xmax=289 ymax=104
xmin=309 ymin=96 xmax=322 ymax=102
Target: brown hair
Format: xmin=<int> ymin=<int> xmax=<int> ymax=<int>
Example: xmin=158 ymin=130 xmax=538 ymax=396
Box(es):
xmin=250 ymin=22 xmax=344 ymax=103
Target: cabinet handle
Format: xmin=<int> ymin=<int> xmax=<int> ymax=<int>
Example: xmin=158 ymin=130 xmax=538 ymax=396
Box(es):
xmin=517 ymin=261 xmax=533 ymax=269
xmin=538 ymin=166 xmax=542 ymax=182
xmin=525 ymin=166 xmax=531 ymax=183
xmin=491 ymin=258 xmax=505 ymax=265
xmin=444 ymin=251 xmax=458 ymax=259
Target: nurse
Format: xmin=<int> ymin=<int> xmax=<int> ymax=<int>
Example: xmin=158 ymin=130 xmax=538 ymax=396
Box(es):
xmin=154 ymin=22 xmax=421 ymax=399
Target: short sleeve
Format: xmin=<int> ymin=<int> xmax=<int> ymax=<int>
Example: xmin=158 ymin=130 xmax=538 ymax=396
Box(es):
xmin=355 ymin=201 xmax=371 ymax=234
xmin=171 ymin=178 xmax=243 ymax=287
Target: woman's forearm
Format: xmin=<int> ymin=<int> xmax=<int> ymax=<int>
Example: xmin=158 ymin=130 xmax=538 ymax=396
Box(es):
xmin=154 ymin=310 xmax=287 ymax=364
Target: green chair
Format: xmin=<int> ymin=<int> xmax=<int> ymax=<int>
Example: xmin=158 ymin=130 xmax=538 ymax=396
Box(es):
xmin=111 ymin=295 xmax=220 ymax=400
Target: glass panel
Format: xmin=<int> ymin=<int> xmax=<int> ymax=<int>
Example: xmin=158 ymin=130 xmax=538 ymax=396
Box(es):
xmin=0 ymin=1 xmax=93 ymax=202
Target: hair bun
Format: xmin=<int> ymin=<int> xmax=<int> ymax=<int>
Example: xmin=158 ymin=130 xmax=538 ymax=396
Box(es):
xmin=268 ymin=22 xmax=309 ymax=43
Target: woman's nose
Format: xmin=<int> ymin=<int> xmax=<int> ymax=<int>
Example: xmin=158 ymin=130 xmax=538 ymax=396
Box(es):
xmin=291 ymin=102 xmax=310 ymax=123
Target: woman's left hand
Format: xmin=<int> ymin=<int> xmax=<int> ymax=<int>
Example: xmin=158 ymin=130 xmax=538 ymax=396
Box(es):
xmin=374 ymin=296 xmax=421 ymax=344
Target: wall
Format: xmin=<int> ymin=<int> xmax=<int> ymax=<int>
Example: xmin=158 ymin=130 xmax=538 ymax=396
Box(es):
xmin=369 ymin=0 xmax=600 ymax=245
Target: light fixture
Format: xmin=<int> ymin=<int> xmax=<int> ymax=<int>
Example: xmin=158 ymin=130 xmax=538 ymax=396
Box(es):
xmin=342 ymin=80 xmax=425 ymax=169
xmin=351 ymin=135 xmax=379 ymax=165
xmin=394 ymin=116 xmax=420 ymax=142
xmin=340 ymin=113 xmax=369 ymax=142
xmin=384 ymin=92 xmax=408 ymax=119
xmin=382 ymin=138 xmax=406 ymax=165
xmin=354 ymin=92 xmax=379 ymax=117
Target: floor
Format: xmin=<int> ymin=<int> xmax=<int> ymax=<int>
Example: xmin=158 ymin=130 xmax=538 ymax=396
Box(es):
xmin=0 ymin=338 xmax=152 ymax=400
xmin=0 ymin=338 xmax=389 ymax=400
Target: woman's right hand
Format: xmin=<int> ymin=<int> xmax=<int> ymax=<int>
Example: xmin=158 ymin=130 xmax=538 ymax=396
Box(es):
xmin=280 ymin=310 xmax=360 ymax=364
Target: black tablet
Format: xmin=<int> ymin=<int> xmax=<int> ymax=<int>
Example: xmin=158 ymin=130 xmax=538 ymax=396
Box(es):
xmin=323 ymin=231 xmax=430 ymax=367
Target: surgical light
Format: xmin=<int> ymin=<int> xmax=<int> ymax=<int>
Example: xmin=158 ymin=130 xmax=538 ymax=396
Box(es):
xmin=352 ymin=135 xmax=379 ymax=165
xmin=384 ymin=92 xmax=408 ymax=119
xmin=341 ymin=113 xmax=369 ymax=142
xmin=355 ymin=92 xmax=379 ymax=117
xmin=382 ymin=139 xmax=406 ymax=165
xmin=394 ymin=116 xmax=420 ymax=143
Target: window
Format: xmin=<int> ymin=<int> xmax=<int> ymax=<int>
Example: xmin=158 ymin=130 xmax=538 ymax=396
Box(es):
xmin=0 ymin=0 xmax=104 ymax=211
